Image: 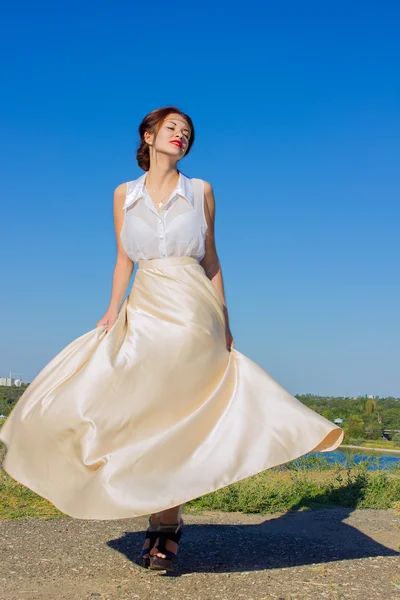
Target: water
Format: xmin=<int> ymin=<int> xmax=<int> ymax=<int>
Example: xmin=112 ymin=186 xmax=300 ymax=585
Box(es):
xmin=326 ymin=447 xmax=400 ymax=470
xmin=278 ymin=448 xmax=400 ymax=474
xmin=287 ymin=447 xmax=400 ymax=471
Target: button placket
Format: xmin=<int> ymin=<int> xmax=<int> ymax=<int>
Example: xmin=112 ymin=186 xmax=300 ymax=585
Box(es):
xmin=158 ymin=213 xmax=167 ymax=256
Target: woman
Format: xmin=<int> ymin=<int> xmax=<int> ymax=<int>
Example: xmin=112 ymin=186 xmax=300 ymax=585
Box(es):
xmin=0 ymin=106 xmax=344 ymax=572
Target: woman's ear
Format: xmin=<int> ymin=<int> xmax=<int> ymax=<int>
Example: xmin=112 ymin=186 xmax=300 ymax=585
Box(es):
xmin=144 ymin=131 xmax=153 ymax=146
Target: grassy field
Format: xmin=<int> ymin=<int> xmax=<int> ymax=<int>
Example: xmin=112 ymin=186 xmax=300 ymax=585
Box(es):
xmin=345 ymin=439 xmax=400 ymax=450
xmin=1 ymin=443 xmax=399 ymax=520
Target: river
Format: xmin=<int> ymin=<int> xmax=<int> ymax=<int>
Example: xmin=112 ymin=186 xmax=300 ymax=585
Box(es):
xmin=319 ymin=446 xmax=400 ymax=470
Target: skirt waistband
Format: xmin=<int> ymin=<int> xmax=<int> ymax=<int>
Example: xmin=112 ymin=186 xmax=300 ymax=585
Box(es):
xmin=138 ymin=256 xmax=200 ymax=270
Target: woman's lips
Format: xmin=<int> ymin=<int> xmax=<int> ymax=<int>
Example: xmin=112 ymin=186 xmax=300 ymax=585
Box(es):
xmin=170 ymin=141 xmax=183 ymax=148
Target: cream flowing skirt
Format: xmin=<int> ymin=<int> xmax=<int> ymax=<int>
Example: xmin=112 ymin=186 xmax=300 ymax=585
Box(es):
xmin=0 ymin=256 xmax=344 ymax=520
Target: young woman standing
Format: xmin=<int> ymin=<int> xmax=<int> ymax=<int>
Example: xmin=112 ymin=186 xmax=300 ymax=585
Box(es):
xmin=0 ymin=106 xmax=344 ymax=572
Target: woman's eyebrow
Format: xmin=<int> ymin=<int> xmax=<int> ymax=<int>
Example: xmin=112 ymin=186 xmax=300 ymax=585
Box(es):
xmin=167 ymin=120 xmax=190 ymax=133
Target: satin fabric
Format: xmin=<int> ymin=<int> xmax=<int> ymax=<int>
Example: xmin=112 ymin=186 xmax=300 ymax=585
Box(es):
xmin=0 ymin=256 xmax=344 ymax=520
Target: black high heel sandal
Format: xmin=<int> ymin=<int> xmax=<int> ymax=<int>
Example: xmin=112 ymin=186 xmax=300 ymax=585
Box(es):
xmin=139 ymin=516 xmax=160 ymax=568
xmin=149 ymin=518 xmax=184 ymax=572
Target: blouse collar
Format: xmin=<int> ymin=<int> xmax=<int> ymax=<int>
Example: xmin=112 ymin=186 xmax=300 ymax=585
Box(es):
xmin=123 ymin=171 xmax=194 ymax=210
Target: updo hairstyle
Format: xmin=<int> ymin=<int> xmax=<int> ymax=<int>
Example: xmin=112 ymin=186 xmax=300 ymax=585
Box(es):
xmin=136 ymin=106 xmax=195 ymax=171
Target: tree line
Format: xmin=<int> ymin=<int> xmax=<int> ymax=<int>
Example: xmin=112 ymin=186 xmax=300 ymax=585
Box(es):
xmin=296 ymin=394 xmax=400 ymax=440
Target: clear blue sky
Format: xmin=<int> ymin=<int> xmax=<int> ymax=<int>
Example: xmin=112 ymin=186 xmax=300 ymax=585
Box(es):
xmin=1 ymin=1 xmax=399 ymax=397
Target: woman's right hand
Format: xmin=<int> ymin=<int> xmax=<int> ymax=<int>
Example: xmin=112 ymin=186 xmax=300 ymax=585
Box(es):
xmin=96 ymin=309 xmax=119 ymax=333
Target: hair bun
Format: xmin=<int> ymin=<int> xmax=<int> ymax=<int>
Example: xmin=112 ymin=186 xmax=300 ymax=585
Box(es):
xmin=136 ymin=106 xmax=195 ymax=171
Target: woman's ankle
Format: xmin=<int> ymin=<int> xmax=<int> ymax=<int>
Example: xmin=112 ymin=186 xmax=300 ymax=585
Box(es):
xmin=159 ymin=505 xmax=182 ymax=524
xmin=149 ymin=513 xmax=161 ymax=526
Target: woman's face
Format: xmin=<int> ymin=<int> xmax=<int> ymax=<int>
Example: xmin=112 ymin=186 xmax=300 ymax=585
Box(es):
xmin=146 ymin=113 xmax=191 ymax=159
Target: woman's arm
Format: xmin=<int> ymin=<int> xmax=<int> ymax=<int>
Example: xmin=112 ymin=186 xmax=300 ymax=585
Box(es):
xmin=200 ymin=181 xmax=232 ymax=336
xmin=107 ymin=183 xmax=135 ymax=314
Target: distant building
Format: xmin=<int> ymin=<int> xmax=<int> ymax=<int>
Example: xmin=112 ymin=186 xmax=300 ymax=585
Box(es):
xmin=0 ymin=377 xmax=25 ymax=386
xmin=334 ymin=418 xmax=344 ymax=424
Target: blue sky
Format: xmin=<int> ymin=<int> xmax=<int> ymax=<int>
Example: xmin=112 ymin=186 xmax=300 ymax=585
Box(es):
xmin=1 ymin=1 xmax=399 ymax=397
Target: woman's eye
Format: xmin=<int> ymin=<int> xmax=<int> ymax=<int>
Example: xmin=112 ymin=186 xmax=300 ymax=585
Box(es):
xmin=166 ymin=125 xmax=189 ymax=139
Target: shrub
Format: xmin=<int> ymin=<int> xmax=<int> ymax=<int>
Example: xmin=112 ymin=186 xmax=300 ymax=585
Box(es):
xmin=364 ymin=423 xmax=384 ymax=440
xmin=345 ymin=438 xmax=365 ymax=446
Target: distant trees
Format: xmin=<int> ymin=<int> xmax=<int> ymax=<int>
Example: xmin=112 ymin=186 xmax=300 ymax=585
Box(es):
xmin=296 ymin=394 xmax=400 ymax=434
xmin=364 ymin=422 xmax=384 ymax=440
xmin=344 ymin=415 xmax=365 ymax=438
xmin=0 ymin=385 xmax=29 ymax=418
xmin=365 ymin=399 xmax=377 ymax=414
xmin=381 ymin=408 xmax=400 ymax=428
xmin=321 ymin=409 xmax=335 ymax=422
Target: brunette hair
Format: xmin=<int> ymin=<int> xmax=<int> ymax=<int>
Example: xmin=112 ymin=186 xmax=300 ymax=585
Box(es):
xmin=136 ymin=106 xmax=195 ymax=171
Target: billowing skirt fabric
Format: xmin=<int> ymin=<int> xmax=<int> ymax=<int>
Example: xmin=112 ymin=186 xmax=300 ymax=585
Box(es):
xmin=0 ymin=256 xmax=344 ymax=520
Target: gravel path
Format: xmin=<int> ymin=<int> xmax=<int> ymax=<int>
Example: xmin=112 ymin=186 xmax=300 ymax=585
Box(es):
xmin=1 ymin=508 xmax=400 ymax=600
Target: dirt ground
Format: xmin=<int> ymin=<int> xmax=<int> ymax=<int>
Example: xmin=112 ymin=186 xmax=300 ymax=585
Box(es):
xmin=1 ymin=508 xmax=400 ymax=600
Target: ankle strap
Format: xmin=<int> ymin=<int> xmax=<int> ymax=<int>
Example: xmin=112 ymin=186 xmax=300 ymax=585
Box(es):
xmin=158 ymin=517 xmax=184 ymax=534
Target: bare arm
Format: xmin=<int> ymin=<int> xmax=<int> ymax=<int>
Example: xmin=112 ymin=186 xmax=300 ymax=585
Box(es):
xmin=200 ymin=181 xmax=231 ymax=331
xmin=107 ymin=183 xmax=135 ymax=313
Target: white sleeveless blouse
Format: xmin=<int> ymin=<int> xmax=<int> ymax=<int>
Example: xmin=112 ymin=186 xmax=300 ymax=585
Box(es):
xmin=120 ymin=172 xmax=207 ymax=263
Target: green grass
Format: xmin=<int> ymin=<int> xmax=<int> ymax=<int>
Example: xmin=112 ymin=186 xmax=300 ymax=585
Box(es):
xmin=349 ymin=440 xmax=400 ymax=450
xmin=187 ymin=453 xmax=400 ymax=514
xmin=1 ymin=444 xmax=399 ymax=520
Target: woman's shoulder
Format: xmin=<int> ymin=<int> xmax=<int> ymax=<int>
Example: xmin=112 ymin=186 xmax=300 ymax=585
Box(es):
xmin=115 ymin=171 xmax=146 ymax=192
xmin=113 ymin=182 xmax=129 ymax=204
xmin=188 ymin=175 xmax=213 ymax=193
xmin=114 ymin=182 xmax=127 ymax=195
xmin=114 ymin=174 xmax=143 ymax=197
xmin=113 ymin=181 xmax=136 ymax=208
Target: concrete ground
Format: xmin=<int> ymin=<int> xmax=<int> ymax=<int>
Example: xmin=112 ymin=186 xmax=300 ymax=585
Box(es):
xmin=1 ymin=508 xmax=400 ymax=600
